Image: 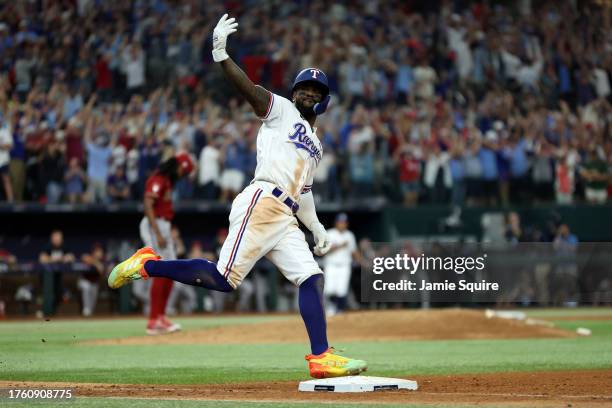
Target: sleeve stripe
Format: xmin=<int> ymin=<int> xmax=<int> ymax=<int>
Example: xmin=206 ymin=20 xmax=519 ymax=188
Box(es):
xmin=262 ymin=92 xmax=274 ymax=119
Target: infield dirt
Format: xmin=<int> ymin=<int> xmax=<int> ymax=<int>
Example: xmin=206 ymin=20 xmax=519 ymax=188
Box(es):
xmin=2 ymin=370 xmax=611 ymax=407
xmin=89 ymin=308 xmax=575 ymax=346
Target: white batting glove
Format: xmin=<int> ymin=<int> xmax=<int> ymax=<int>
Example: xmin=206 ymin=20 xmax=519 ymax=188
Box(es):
xmin=311 ymin=222 xmax=332 ymax=256
xmin=212 ymin=14 xmax=238 ymax=62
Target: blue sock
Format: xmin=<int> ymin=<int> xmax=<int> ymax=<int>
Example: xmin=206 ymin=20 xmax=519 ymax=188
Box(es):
xmin=144 ymin=259 xmax=234 ymax=292
xmin=299 ymin=274 xmax=329 ymax=355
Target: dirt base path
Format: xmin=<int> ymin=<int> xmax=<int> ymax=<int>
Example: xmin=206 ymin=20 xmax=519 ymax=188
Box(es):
xmin=89 ymin=309 xmax=574 ymax=346
xmin=2 ymin=370 xmax=611 ymax=407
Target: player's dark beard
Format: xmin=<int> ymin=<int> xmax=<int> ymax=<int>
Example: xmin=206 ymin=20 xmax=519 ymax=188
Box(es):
xmin=295 ymin=100 xmax=316 ymax=120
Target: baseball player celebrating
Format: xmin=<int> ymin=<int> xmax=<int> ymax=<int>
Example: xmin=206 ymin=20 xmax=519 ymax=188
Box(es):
xmin=323 ymin=213 xmax=359 ymax=315
xmin=140 ymin=152 xmax=194 ymax=335
xmin=109 ymin=13 xmax=367 ymax=378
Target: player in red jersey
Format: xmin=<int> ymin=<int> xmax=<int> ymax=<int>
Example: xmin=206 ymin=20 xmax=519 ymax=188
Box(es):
xmin=140 ymin=153 xmax=194 ymax=335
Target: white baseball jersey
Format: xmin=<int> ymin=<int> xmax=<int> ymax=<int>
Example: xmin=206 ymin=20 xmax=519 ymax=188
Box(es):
xmin=253 ymin=92 xmax=323 ymax=199
xmin=323 ymin=228 xmax=357 ymax=297
xmin=215 ymin=91 xmax=324 ymax=289
xmin=324 ymin=229 xmax=357 ymax=267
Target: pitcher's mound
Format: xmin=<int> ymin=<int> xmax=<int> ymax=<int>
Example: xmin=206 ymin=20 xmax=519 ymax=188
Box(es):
xmin=89 ymin=309 xmax=573 ymax=346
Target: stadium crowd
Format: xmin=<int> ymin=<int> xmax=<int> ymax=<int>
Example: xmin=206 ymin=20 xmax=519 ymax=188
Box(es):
xmin=0 ymin=0 xmax=611 ymax=207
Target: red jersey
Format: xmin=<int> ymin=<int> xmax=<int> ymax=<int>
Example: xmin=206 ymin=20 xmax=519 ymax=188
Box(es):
xmin=399 ymin=156 xmax=421 ymax=183
xmin=95 ymin=58 xmax=112 ymax=90
xmin=144 ymin=172 xmax=174 ymax=221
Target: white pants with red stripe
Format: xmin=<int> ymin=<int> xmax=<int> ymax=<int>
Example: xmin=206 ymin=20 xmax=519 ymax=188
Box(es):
xmin=217 ymin=181 xmax=322 ymax=289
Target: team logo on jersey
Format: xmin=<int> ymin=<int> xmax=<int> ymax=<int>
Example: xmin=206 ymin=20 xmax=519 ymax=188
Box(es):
xmin=288 ymin=123 xmax=322 ymax=163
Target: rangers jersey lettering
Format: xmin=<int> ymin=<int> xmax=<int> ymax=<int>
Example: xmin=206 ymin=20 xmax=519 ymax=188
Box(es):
xmin=254 ymin=92 xmax=323 ymax=199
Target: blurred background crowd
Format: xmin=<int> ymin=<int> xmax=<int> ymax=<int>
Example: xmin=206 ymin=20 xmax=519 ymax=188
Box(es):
xmin=3 ymin=210 xmax=606 ymax=318
xmin=0 ymin=0 xmax=610 ymax=206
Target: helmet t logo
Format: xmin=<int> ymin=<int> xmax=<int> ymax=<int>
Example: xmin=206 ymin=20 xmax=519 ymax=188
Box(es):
xmin=310 ymin=69 xmax=320 ymax=79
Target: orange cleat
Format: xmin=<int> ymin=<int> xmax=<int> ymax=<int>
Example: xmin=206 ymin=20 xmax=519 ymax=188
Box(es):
xmin=107 ymin=247 xmax=160 ymax=289
xmin=305 ymin=348 xmax=367 ymax=378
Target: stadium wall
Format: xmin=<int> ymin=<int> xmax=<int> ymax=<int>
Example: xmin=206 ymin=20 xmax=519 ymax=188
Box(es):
xmin=2 ymin=203 xmax=612 ymax=246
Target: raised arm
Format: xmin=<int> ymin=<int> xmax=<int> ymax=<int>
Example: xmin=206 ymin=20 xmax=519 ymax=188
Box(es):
xmin=220 ymin=59 xmax=270 ymax=117
xmin=212 ymin=14 xmax=270 ymax=117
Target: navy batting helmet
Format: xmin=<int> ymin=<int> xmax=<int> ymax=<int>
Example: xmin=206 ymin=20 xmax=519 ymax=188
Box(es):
xmin=291 ymin=68 xmax=329 ymax=97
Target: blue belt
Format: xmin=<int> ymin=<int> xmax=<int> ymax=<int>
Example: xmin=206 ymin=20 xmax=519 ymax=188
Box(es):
xmin=272 ymin=187 xmax=299 ymax=214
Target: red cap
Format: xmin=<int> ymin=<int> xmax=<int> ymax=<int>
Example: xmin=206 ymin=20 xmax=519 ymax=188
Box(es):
xmin=176 ymin=153 xmax=195 ymax=175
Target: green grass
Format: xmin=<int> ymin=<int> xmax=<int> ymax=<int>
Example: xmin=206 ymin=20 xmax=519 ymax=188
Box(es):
xmin=0 ymin=315 xmax=290 ymax=343
xmin=526 ymin=308 xmax=612 ymax=317
xmin=0 ymin=309 xmax=611 ymax=407
xmin=1 ymin=312 xmax=611 ymax=384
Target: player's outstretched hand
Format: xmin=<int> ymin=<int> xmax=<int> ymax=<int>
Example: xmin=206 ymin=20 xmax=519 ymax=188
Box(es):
xmin=311 ymin=222 xmax=332 ymax=256
xmin=212 ymin=13 xmax=238 ymax=62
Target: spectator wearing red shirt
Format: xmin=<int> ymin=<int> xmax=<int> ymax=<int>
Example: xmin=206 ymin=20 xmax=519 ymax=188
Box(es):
xmin=395 ymin=148 xmax=421 ymax=206
xmin=64 ymin=120 xmax=85 ymax=166
xmin=95 ymin=52 xmax=113 ymax=103
xmin=139 ymin=153 xmax=194 ymax=335
xmin=0 ymin=246 xmax=16 ymax=265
